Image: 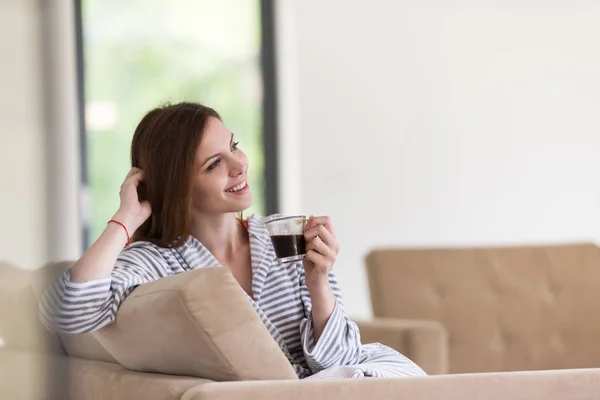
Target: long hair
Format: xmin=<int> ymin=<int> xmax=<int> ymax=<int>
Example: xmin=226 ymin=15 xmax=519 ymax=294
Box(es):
xmin=130 ymin=102 xmax=220 ymax=247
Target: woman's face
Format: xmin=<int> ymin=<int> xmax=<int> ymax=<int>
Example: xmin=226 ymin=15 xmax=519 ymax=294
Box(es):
xmin=190 ymin=117 xmax=253 ymax=215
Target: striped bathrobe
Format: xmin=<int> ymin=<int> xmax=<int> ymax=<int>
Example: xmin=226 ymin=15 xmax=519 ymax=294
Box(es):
xmin=39 ymin=215 xmax=425 ymax=379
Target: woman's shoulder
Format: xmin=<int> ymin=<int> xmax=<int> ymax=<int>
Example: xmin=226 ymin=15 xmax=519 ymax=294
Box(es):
xmin=113 ymin=240 xmax=178 ymax=280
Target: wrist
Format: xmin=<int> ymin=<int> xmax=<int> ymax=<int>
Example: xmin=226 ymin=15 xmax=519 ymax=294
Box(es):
xmin=111 ymin=210 xmax=139 ymax=233
xmin=105 ymin=220 xmax=130 ymax=247
xmin=306 ymin=278 xmax=332 ymax=297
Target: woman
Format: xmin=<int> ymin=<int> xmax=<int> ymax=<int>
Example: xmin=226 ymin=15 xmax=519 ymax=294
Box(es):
xmin=39 ymin=102 xmax=425 ymax=379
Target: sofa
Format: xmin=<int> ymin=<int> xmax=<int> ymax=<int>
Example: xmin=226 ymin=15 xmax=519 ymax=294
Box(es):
xmin=1 ymin=258 xmax=599 ymax=399
xmin=366 ymin=242 xmax=600 ymax=374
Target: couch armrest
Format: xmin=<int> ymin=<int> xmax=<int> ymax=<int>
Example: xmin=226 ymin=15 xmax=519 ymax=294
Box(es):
xmin=181 ymin=368 xmax=600 ymax=400
xmin=354 ymin=317 xmax=448 ymax=375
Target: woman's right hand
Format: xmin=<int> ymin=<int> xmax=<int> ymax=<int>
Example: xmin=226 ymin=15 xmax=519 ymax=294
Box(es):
xmin=68 ymin=167 xmax=151 ymax=283
xmin=111 ymin=167 xmax=152 ymax=232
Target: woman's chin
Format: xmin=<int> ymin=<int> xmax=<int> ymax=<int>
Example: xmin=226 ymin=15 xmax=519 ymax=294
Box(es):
xmin=234 ymin=194 xmax=253 ymax=212
xmin=221 ymin=189 xmax=253 ymax=212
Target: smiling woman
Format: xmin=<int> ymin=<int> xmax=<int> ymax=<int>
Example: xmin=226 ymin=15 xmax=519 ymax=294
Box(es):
xmin=39 ymin=101 xmax=427 ymax=380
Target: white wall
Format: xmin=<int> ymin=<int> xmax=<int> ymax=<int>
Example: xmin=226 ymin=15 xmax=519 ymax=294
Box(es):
xmin=0 ymin=0 xmax=47 ymax=269
xmin=278 ymin=1 xmax=600 ymax=318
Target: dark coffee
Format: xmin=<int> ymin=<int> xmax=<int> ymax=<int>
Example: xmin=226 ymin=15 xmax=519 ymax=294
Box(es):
xmin=270 ymin=234 xmax=306 ymax=260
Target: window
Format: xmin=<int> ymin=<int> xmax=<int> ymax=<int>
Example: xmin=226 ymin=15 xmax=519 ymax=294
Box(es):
xmin=76 ymin=0 xmax=276 ymax=245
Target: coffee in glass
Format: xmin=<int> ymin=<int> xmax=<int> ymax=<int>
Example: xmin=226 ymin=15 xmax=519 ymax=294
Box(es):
xmin=264 ymin=215 xmax=307 ymax=263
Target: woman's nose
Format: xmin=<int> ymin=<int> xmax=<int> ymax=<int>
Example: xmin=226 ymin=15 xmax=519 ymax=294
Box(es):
xmin=229 ymin=156 xmax=247 ymax=177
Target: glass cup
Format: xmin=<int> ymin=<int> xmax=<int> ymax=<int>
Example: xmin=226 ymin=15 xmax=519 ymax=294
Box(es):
xmin=264 ymin=215 xmax=308 ymax=263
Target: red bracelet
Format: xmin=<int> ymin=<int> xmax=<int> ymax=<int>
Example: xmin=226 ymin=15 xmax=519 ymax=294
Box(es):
xmin=108 ymin=219 xmax=131 ymax=247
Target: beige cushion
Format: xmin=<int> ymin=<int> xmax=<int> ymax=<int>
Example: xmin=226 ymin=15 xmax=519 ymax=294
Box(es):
xmin=63 ymin=333 xmax=119 ymax=363
xmin=94 ymin=267 xmax=298 ymax=381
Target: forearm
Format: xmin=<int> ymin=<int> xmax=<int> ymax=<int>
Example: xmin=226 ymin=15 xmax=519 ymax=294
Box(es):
xmin=69 ymin=212 xmax=133 ymax=283
xmin=307 ymin=282 xmax=336 ymax=343
xmin=40 ymin=168 xmax=151 ymax=334
xmin=38 ymin=219 xmax=127 ymax=333
xmin=301 ymin=278 xmax=362 ymax=371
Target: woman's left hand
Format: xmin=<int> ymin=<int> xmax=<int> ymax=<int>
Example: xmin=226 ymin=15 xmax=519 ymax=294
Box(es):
xmin=303 ymin=216 xmax=340 ymax=290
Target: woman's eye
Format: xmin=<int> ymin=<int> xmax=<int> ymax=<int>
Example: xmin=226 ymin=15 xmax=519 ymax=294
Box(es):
xmin=231 ymin=141 xmax=240 ymax=151
xmin=207 ymin=159 xmax=221 ymax=171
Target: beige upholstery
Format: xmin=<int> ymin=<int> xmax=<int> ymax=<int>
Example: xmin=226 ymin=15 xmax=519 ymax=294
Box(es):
xmin=66 ymin=355 xmax=212 ymax=400
xmin=3 ymin=257 xmax=598 ymax=399
xmin=0 ymin=265 xmax=62 ymax=354
xmin=95 ymin=267 xmax=298 ymax=381
xmin=0 ymin=348 xmax=212 ymax=400
xmin=355 ymin=318 xmax=448 ymax=375
xmin=30 ymin=261 xmax=118 ymax=363
xmin=0 ymin=349 xmax=51 ymax=399
xmin=181 ymin=368 xmax=600 ymax=400
xmin=366 ymin=243 xmax=600 ymax=373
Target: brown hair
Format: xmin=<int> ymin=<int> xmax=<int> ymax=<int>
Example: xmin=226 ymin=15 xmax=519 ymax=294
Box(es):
xmin=130 ymin=102 xmax=220 ymax=247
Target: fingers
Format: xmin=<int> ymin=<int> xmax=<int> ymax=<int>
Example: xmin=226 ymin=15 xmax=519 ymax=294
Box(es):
xmin=304 ymin=216 xmax=339 ymax=256
xmin=125 ymin=167 xmax=142 ymax=179
xmin=305 ymin=216 xmax=336 ymax=237
xmin=122 ymin=168 xmax=144 ymax=189
xmin=129 ymin=170 xmax=144 ymax=185
xmin=305 ymin=249 xmax=333 ymax=271
xmin=306 ymin=234 xmax=336 ymax=259
xmin=304 ymin=224 xmax=337 ymax=251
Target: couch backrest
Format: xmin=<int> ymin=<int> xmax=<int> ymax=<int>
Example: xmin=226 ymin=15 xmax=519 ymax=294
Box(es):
xmin=366 ymin=243 xmax=600 ymax=373
xmin=29 ymin=261 xmax=117 ymax=363
xmin=0 ymin=261 xmax=63 ymax=355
